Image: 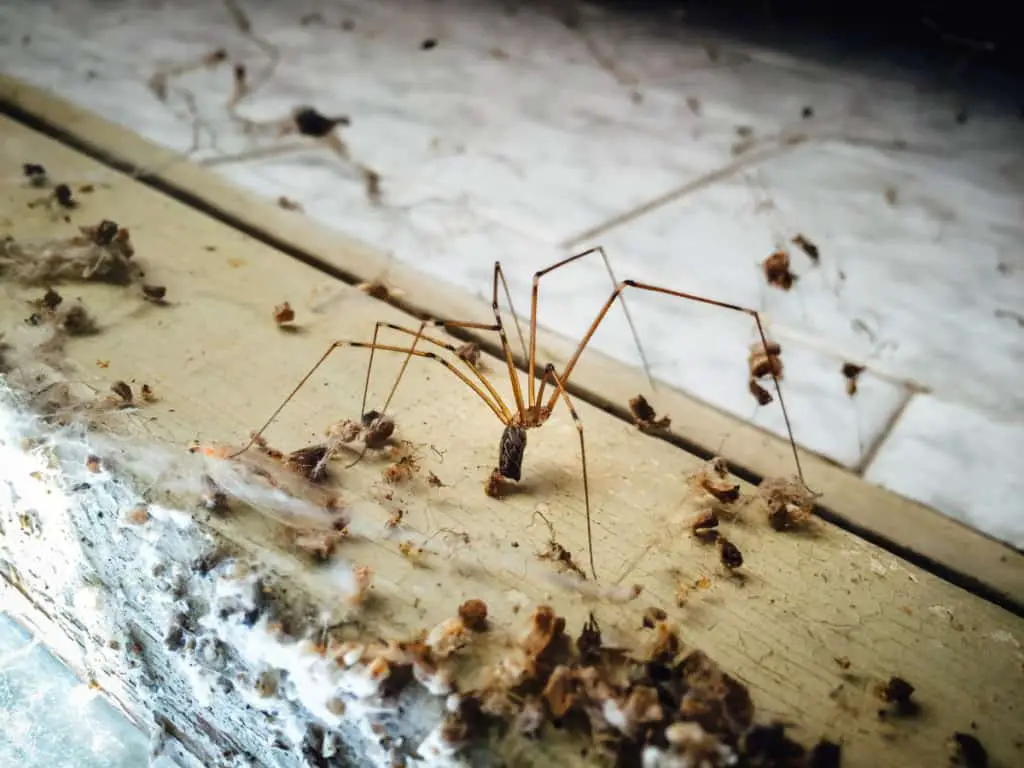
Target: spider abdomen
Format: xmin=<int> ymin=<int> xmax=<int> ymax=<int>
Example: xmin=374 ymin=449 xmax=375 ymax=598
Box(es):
xmin=499 ymin=425 xmax=528 ymax=481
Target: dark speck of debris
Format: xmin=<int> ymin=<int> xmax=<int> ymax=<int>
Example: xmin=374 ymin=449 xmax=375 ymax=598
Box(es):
xmin=955 ymin=108 xmax=969 ymax=125
xmin=802 ymin=106 xmax=814 ymax=119
xmin=142 ymin=284 xmax=168 ymax=303
xmin=54 ymin=184 xmax=76 ymax=208
xmin=293 ymin=107 xmax=350 ymax=138
xmin=743 ymin=723 xmax=805 ymax=764
xmin=111 ymin=380 xmax=133 ymax=403
xmin=808 ymin=739 xmax=841 ymax=768
xmin=23 ymin=163 xmax=48 ymax=186
xmin=421 ymin=38 xmax=437 ymax=50
xmin=341 ymin=18 xmax=355 ymax=31
xmin=875 ymin=675 xmax=920 ymax=717
xmin=40 ymin=288 xmax=63 ymax=310
xmin=841 ymin=362 xmax=865 ymax=396
xmin=94 ymin=219 xmax=120 ymax=246
xmin=718 ymin=536 xmax=743 ymax=570
xmin=949 ymin=732 xmax=988 ymax=768
xmin=791 ymin=234 xmax=819 ymax=264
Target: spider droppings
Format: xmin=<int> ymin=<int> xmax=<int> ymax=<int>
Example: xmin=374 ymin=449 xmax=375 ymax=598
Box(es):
xmin=808 ymin=739 xmax=841 ymax=768
xmin=22 ymin=163 xmax=48 ymax=186
xmin=421 ymin=38 xmax=438 ymax=50
xmin=875 ymin=676 xmax=920 ymax=718
xmin=110 ymin=380 xmax=133 ymax=404
xmin=762 ymin=250 xmax=796 ymax=290
xmin=60 ymin=303 xmax=98 ymax=336
xmin=277 ymin=196 xmax=303 ymax=212
xmin=949 ymin=732 xmax=988 ymax=768
xmin=717 ymin=536 xmax=743 ymax=570
xmin=642 ymin=606 xmax=668 ymax=629
xmin=92 ymin=220 xmax=121 ymax=246
xmin=690 ymin=510 xmax=720 ymax=542
xmin=292 ymin=107 xmax=350 ymax=138
xmin=142 ymin=284 xmax=168 ymax=304
xmin=53 ymin=183 xmax=76 ymax=209
xmin=841 ymin=362 xmax=865 ymax=396
xmin=802 ymin=106 xmax=814 ymax=119
xmin=791 ymin=234 xmax=820 ymax=264
xmin=628 ymin=394 xmax=671 ymax=432
xmin=32 ymin=287 xmax=63 ymax=311
xmin=273 ymin=301 xmax=296 ymax=326
xmin=749 ymin=379 xmax=773 ymax=406
xmin=694 ymin=457 xmax=741 ymax=504
xmin=362 ymin=166 xmax=382 ymax=204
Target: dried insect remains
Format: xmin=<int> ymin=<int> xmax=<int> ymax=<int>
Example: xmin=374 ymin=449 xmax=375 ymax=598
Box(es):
xmin=234 ymin=247 xmax=806 ymax=580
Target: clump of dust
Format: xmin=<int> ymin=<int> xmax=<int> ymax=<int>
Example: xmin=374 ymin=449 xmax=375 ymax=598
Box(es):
xmin=757 ymin=477 xmax=818 ymax=530
xmin=0 ymin=221 xmax=140 ymax=286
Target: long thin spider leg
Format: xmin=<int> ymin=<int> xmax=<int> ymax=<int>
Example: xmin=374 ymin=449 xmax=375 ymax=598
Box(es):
xmin=359 ymin=320 xmax=388 ymax=417
xmin=529 ymin=247 xmax=654 ymax=406
xmin=540 ymin=363 xmax=596 ymax=579
xmin=494 ymin=262 xmax=529 ymax=364
xmin=231 ymin=340 xmax=509 ymax=459
xmin=365 ymin=321 xmax=513 ymax=423
xmin=436 ymin=264 xmax=527 ymax=419
xmin=488 ymin=262 xmax=527 ymax=418
xmin=547 ymin=280 xmax=805 ymax=486
xmin=378 ymin=320 xmax=428 ymax=415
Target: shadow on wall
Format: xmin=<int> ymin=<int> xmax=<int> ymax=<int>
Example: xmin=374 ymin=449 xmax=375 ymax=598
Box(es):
xmin=535 ymin=0 xmax=1023 ymax=102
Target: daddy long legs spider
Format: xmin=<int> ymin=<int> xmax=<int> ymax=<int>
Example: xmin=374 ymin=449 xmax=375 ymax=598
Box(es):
xmin=233 ymin=247 xmax=805 ymax=580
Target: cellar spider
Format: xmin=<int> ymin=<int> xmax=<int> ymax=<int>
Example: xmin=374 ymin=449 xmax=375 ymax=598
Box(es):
xmin=233 ymin=247 xmax=804 ymax=580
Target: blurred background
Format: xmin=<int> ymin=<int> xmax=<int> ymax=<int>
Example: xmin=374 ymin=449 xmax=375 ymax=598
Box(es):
xmin=1 ymin=0 xmax=1021 ymax=763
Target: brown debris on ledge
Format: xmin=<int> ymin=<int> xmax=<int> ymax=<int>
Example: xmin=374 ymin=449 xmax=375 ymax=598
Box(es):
xmin=447 ymin=607 xmax=836 ymax=766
